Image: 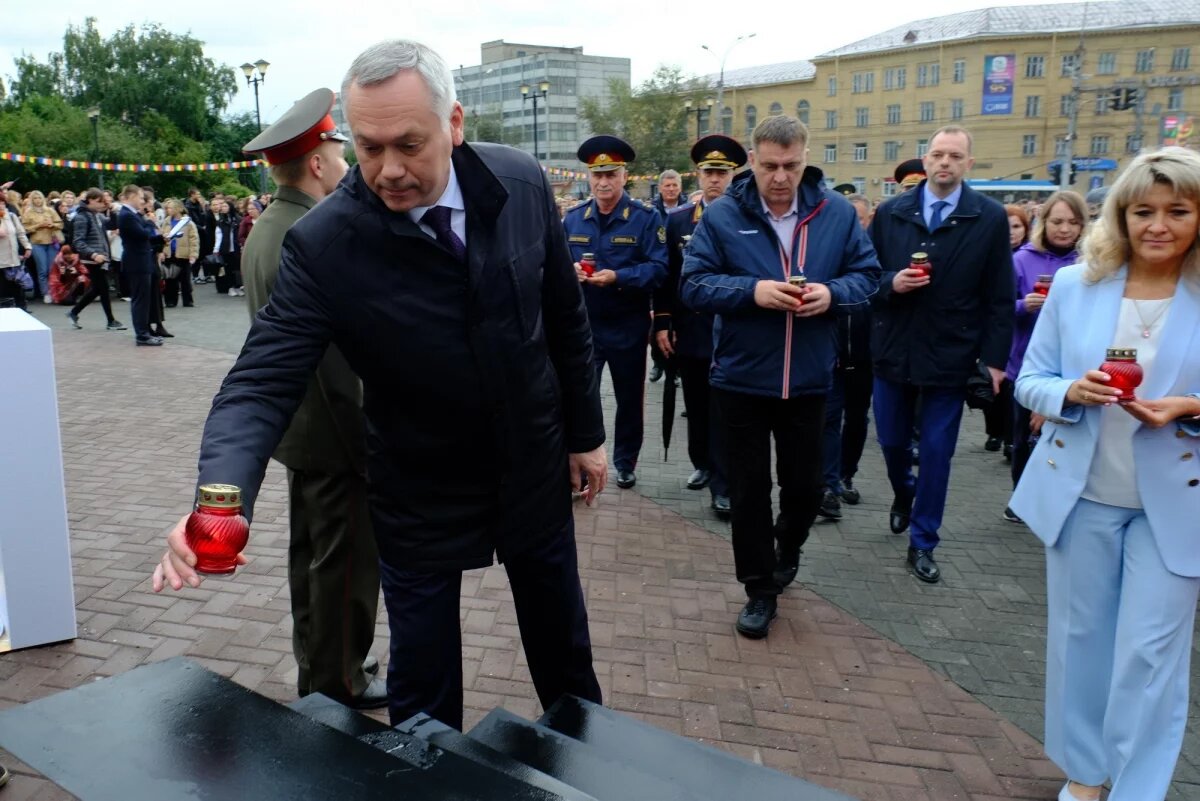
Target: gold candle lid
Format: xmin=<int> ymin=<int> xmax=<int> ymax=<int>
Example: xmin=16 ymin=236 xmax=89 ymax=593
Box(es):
xmin=1105 ymin=347 xmax=1138 ymax=360
xmin=197 ymin=484 xmax=242 ymax=508
xmin=788 ymin=275 xmax=807 ymax=286
xmin=910 ymin=252 xmax=928 ymax=263
xmin=581 ymin=252 xmax=595 ymax=260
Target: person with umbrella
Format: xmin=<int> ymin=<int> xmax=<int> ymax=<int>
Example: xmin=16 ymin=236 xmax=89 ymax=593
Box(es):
xmin=653 ymin=134 xmax=747 ymax=519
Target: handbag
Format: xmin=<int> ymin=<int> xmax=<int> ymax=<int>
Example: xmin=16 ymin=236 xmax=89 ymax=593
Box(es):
xmin=964 ymin=360 xmax=996 ymax=411
xmin=162 ymin=261 xmax=181 ymax=280
xmin=3 ymin=267 xmax=33 ymax=291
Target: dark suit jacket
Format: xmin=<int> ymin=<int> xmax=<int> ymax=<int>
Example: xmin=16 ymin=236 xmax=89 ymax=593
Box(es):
xmin=653 ymin=202 xmax=714 ymax=361
xmin=197 ymin=143 xmax=605 ymax=571
xmin=117 ymin=206 xmax=162 ymax=275
xmin=241 ymin=185 xmax=366 ymax=475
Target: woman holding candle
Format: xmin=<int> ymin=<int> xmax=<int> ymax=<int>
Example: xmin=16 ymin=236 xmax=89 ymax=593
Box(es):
xmin=1003 ymin=190 xmax=1087 ymax=522
xmin=1010 ymin=147 xmax=1200 ymax=801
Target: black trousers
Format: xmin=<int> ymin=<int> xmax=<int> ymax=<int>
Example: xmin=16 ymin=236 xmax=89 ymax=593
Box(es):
xmin=823 ymin=364 xmax=874 ymax=492
xmin=984 ymin=378 xmax=1014 ymax=445
xmin=71 ymin=263 xmax=115 ymax=323
xmin=163 ymin=259 xmax=194 ymax=307
xmin=0 ymin=271 xmax=26 ymax=309
xmin=1011 ymin=401 xmax=1037 ymax=488
xmin=378 ymin=520 xmax=601 ymax=729
xmin=716 ymin=388 xmax=826 ymax=599
xmin=677 ymin=354 xmax=727 ymax=496
xmin=287 ymin=468 xmax=380 ymax=701
xmin=127 ymin=270 xmax=155 ymax=340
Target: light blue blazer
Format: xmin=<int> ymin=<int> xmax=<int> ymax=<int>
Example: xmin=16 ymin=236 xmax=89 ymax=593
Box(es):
xmin=1010 ymin=263 xmax=1200 ymax=576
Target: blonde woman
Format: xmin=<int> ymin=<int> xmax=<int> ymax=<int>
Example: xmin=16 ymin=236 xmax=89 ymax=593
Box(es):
xmin=20 ymin=190 xmax=63 ymax=303
xmin=1012 ymin=147 xmax=1200 ymax=801
xmin=159 ymin=199 xmax=200 ymax=308
xmin=0 ymin=193 xmax=33 ymax=310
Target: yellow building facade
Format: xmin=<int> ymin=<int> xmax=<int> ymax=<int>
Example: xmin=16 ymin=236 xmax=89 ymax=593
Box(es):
xmin=706 ymin=2 xmax=1199 ymax=201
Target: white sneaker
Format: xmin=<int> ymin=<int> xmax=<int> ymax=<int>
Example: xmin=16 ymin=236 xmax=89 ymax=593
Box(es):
xmin=228 ymin=288 xmax=238 ymax=296
xmin=43 ymin=294 xmax=52 ymax=304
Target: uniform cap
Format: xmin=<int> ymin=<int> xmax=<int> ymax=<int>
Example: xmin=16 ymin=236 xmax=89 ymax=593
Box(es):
xmin=690 ymin=135 xmax=747 ymax=170
xmin=831 ymin=183 xmax=857 ymax=196
xmin=893 ymin=158 xmax=926 ymax=187
xmin=242 ymin=88 xmax=348 ymax=165
xmin=578 ymin=135 xmax=635 ymax=172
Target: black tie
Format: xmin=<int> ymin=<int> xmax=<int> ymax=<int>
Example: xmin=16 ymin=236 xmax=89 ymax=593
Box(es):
xmin=420 ymin=205 xmax=466 ymax=262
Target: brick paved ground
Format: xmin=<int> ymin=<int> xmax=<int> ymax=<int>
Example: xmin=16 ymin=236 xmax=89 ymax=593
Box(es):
xmin=1 ymin=294 xmax=1197 ymax=799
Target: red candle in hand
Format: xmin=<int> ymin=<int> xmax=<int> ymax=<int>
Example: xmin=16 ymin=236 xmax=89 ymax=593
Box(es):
xmin=185 ymin=484 xmax=250 ymax=575
xmin=1033 ymin=274 xmax=1053 ymax=296
xmin=580 ymin=252 xmax=595 ymax=277
xmin=788 ymin=274 xmax=808 ymax=304
xmin=909 ymin=252 xmax=930 ymax=278
xmin=1099 ymin=348 xmax=1143 ymax=403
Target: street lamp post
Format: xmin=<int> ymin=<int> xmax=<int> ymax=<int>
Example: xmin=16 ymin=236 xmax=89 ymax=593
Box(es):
xmin=683 ymin=97 xmax=715 ymax=139
xmin=86 ymin=106 xmax=102 ymax=190
xmin=702 ymin=34 xmax=756 ymax=131
xmin=240 ymin=59 xmax=271 ymax=194
xmin=520 ymin=79 xmax=550 ymax=162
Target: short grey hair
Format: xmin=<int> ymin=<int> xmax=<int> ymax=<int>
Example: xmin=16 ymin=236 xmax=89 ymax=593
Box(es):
xmin=658 ymin=169 xmax=681 ymax=182
xmin=752 ymin=115 xmax=808 ymax=150
xmin=341 ymin=39 xmax=457 ymax=124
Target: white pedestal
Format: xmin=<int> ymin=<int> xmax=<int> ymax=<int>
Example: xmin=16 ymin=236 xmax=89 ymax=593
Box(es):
xmin=0 ymin=309 xmax=77 ymax=651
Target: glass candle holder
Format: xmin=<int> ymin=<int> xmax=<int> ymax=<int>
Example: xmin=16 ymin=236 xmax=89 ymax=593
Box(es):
xmin=184 ymin=484 xmax=249 ymax=575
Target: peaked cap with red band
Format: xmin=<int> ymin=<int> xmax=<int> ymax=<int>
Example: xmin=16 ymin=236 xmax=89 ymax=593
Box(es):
xmin=242 ymin=88 xmax=348 ymax=165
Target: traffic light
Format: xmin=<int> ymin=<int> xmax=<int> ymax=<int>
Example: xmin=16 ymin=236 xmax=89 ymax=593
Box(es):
xmin=1122 ymin=87 xmax=1140 ymax=110
xmin=1107 ymin=87 xmax=1140 ymax=111
xmin=1069 ymin=164 xmax=1077 ymax=184
xmin=1049 ymin=163 xmax=1062 ymax=184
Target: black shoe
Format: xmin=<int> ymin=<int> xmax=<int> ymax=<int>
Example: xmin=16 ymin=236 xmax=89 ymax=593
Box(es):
xmin=165 ymin=302 xmax=177 ymax=308
xmin=735 ymin=597 xmax=777 ymax=639
xmin=818 ymin=489 xmax=842 ymax=520
xmin=1002 ymin=506 xmax=1024 ymax=524
xmin=153 ymin=327 xmax=174 ymax=338
xmin=889 ymin=493 xmax=913 ymax=534
xmin=680 ymin=408 xmax=688 ymax=418
xmin=363 ymin=655 xmax=380 ymax=675
xmin=773 ymin=543 xmax=801 ymax=588
xmin=648 ymin=365 xmax=663 ymax=383
xmin=711 ymin=494 xmax=731 ymax=519
xmin=840 ymin=477 xmax=861 ymax=505
xmin=183 ymin=302 xmax=195 ymax=307
xmin=686 ymin=469 xmax=711 ymax=490
xmin=907 ymin=547 xmax=941 ymax=583
xmin=985 ymin=436 xmax=1002 ymax=452
xmin=136 ymin=336 xmax=163 ymax=346
xmin=66 ymin=310 xmax=81 ymax=329
xmin=345 ymin=677 xmax=389 ymax=709
xmin=616 ymin=469 xmax=636 ymax=489
xmin=1003 ymin=443 xmax=1013 ymax=462
xmin=106 ymin=319 xmax=127 ymax=331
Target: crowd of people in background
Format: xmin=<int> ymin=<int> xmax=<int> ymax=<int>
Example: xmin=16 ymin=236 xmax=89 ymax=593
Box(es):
xmin=0 ymin=179 xmax=264 ymax=339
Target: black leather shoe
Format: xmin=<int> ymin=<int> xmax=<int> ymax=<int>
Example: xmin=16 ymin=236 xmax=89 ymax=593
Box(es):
xmin=345 ymin=677 xmax=389 ymax=710
xmin=773 ymin=543 xmax=801 ymax=588
xmin=889 ymin=493 xmax=913 ymax=534
xmin=711 ymin=494 xmax=731 ymax=519
xmin=648 ymin=365 xmax=663 ymax=383
xmin=363 ymin=655 xmax=379 ymax=675
xmin=153 ymin=327 xmax=174 ymax=338
xmin=907 ymin=547 xmax=941 ymax=583
xmin=1003 ymin=443 xmax=1013 ymax=462
xmin=985 ymin=436 xmax=1002 ymax=452
xmin=735 ymin=597 xmax=777 ymax=639
xmin=135 ymin=336 xmax=163 ymax=346
xmin=818 ymin=489 xmax=842 ymax=520
xmin=616 ymin=469 xmax=636 ymax=489
xmin=840 ymin=477 xmax=861 ymax=505
xmin=686 ymin=469 xmax=711 ymax=490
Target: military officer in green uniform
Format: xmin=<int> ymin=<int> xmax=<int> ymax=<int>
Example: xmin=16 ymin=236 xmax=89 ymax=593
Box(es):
xmin=241 ymin=88 xmax=386 ymax=709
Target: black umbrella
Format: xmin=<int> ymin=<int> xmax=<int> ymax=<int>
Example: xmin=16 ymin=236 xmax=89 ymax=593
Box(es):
xmin=662 ymin=357 xmax=678 ymax=461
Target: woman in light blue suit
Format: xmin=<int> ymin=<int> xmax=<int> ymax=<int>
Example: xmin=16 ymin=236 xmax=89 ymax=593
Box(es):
xmin=1011 ymin=147 xmax=1200 ymax=801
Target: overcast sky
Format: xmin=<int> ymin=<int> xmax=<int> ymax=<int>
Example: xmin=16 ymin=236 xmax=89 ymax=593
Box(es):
xmin=1 ymin=0 xmax=1088 ymax=124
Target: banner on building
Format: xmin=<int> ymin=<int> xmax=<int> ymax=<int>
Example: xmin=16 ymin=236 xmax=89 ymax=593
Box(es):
xmin=981 ymin=55 xmax=1015 ymax=116
xmin=1161 ymin=115 xmax=1195 ymax=147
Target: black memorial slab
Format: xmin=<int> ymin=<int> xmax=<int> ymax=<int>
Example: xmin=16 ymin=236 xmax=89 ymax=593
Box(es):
xmin=287 ymin=692 xmax=390 ymax=738
xmin=537 ymin=695 xmax=856 ymax=801
xmin=0 ymin=657 xmax=561 ymax=801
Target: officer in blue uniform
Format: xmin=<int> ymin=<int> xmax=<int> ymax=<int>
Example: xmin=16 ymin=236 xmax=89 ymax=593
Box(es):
xmin=564 ymin=135 xmax=668 ymax=489
xmin=652 ymin=135 xmax=746 ymax=518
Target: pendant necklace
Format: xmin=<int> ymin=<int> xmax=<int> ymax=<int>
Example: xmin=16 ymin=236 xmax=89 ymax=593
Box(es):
xmin=1130 ymin=297 xmax=1170 ymax=339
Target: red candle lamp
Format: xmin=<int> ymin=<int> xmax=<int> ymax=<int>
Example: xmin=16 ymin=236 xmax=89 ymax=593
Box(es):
xmin=580 ymin=253 xmax=595 ymax=277
xmin=1033 ymin=274 xmax=1053 ymax=295
xmin=909 ymin=252 xmax=930 ymax=278
xmin=1099 ymin=348 xmax=1143 ymax=403
xmin=185 ymin=484 xmax=250 ymax=575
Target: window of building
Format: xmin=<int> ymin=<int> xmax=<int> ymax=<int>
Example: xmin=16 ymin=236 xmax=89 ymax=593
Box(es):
xmin=1025 ymin=95 xmax=1041 ymax=117
xmin=852 ymin=72 xmax=864 ymax=93
xmin=855 ymin=107 xmax=869 ymax=127
xmin=1135 ymin=49 xmax=1155 ymax=73
xmin=884 ymin=140 xmax=901 ymax=161
xmin=745 ymin=105 xmax=757 ymax=136
xmin=854 ymin=143 xmax=868 ymax=162
xmin=1126 ymin=133 xmax=1144 ymax=153
xmin=929 ymin=63 xmax=940 ymax=86
xmin=826 ymin=110 xmax=838 ymax=129
xmin=1168 ymin=88 xmax=1184 ymax=111
xmin=884 ymin=67 xmax=907 ymax=90
xmin=1026 ymin=55 xmax=1045 ymax=79
xmin=828 ymin=76 xmax=837 ymax=96
xmin=917 ymin=64 xmax=927 ymax=87
xmin=953 ymin=59 xmax=966 ymax=83
xmin=1061 ymin=53 xmax=1080 ymax=77
xmin=916 ymin=139 xmax=929 ymax=157
xmin=1060 ymin=94 xmax=1076 ymax=117
xmin=698 ymin=109 xmax=711 ymax=136
xmin=720 ymin=107 xmax=733 ymax=135
xmin=796 ymin=100 xmax=810 ymax=125
xmin=1091 ymin=135 xmax=1110 ymax=155
xmin=1097 ymin=52 xmax=1117 ymax=75
xmin=950 ymin=99 xmax=964 ymax=120
xmin=882 ymin=182 xmax=898 ymax=198
xmin=919 ymin=101 xmax=935 ymax=122
xmin=1172 ymin=47 xmax=1191 ymax=71
xmin=852 ymin=178 xmax=867 ymax=194
xmin=1054 ymin=136 xmax=1069 ymax=157
xmin=887 ymin=104 xmax=901 ymax=125
xmin=769 ymin=101 xmax=783 ymax=116
xmin=1022 ymin=134 xmax=1037 ymax=156
xmin=1094 ymin=91 xmax=1111 ymax=115
xmin=824 ymin=144 xmax=837 ymax=163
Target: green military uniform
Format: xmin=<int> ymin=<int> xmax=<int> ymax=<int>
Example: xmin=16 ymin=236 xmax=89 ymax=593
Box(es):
xmin=241 ymin=92 xmax=380 ymax=704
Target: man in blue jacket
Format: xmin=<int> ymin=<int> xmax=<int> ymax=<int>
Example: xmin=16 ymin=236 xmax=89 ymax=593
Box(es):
xmin=868 ymin=126 xmax=1014 ymax=584
xmin=114 ymin=184 xmax=165 ymax=346
xmin=563 ymin=136 xmax=668 ymax=489
xmin=681 ymin=115 xmax=880 ymax=638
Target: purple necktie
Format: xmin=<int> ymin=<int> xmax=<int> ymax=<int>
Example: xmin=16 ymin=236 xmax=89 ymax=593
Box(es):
xmin=420 ymin=205 xmax=466 ymax=262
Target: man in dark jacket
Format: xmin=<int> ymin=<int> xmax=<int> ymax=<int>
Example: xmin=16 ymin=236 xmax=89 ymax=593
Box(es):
xmin=114 ymin=184 xmax=164 ymax=346
xmin=153 ymin=39 xmax=607 ymax=730
xmin=868 ymin=126 xmax=1014 ymax=584
xmin=681 ymin=115 xmax=880 ymax=639
xmin=68 ymin=188 xmax=125 ymax=332
xmin=240 ymin=88 xmax=384 ymax=710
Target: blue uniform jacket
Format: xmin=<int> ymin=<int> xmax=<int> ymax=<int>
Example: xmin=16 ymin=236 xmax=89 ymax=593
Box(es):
xmin=653 ymin=202 xmax=714 ymax=361
xmin=117 ymin=206 xmax=164 ymax=275
xmin=563 ymin=192 xmax=668 ymax=351
xmin=680 ymin=168 xmax=881 ymax=398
